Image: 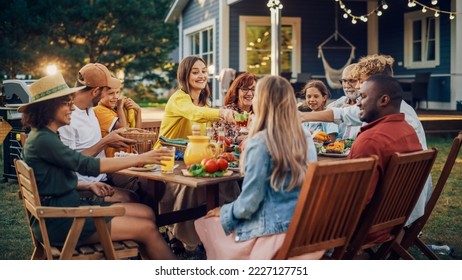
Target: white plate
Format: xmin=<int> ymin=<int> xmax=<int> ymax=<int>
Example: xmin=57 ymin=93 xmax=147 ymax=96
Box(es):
xmin=128 ymin=165 xmax=158 ymax=172
xmin=318 ymin=152 xmax=348 ymax=158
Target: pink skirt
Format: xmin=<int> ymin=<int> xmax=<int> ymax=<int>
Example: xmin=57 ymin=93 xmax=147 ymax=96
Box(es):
xmin=194 ymin=216 xmax=325 ymax=260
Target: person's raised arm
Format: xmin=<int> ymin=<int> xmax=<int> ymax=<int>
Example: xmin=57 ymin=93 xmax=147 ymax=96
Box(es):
xmin=299 ymin=109 xmax=335 ymax=123
xmin=80 ymin=128 xmax=136 ymax=157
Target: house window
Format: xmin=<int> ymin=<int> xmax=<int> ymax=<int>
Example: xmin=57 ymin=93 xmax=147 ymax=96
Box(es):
xmin=404 ymin=10 xmax=439 ymax=68
xmin=188 ymin=27 xmax=214 ymax=70
xmin=240 ymin=16 xmax=301 ymax=76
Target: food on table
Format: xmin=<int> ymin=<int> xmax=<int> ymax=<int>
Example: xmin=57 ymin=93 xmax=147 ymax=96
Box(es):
xmin=234 ymin=112 xmax=250 ymax=127
xmin=216 ymin=158 xmax=229 ymax=171
xmin=341 ymin=138 xmax=355 ymax=149
xmin=218 ymin=152 xmax=236 ymax=163
xmin=325 ymin=141 xmax=346 ymax=154
xmin=312 ymin=131 xmax=329 ymax=142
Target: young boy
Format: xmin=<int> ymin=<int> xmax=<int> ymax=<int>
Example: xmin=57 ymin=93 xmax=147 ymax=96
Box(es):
xmin=94 ymin=86 xmax=142 ymax=157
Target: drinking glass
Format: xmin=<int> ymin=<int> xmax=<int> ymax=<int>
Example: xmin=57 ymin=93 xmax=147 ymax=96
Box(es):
xmin=160 ymin=146 xmax=176 ymax=173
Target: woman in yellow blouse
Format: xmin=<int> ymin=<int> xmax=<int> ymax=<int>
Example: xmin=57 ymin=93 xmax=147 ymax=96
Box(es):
xmin=154 ymin=56 xmax=235 ymax=148
xmin=154 ymin=56 xmax=238 ymax=253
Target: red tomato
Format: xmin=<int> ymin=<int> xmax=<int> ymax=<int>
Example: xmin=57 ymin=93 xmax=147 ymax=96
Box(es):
xmin=201 ymin=158 xmax=210 ymax=166
xmin=217 ymin=158 xmax=229 ymax=171
xmin=219 ymin=152 xmax=236 ymax=162
xmin=225 ymin=138 xmax=232 ymax=147
xmin=204 ymin=158 xmax=219 ymax=173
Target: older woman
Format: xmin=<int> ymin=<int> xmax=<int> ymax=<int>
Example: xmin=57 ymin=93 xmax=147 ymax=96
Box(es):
xmin=212 ymin=72 xmax=257 ymax=144
xmin=20 ymin=73 xmax=175 ymax=260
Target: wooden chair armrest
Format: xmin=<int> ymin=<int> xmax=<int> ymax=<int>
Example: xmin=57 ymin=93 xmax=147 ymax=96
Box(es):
xmin=35 ymin=205 xmax=125 ymax=218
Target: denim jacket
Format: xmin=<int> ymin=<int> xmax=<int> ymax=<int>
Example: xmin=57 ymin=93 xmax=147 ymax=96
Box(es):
xmin=220 ymin=128 xmax=317 ymax=242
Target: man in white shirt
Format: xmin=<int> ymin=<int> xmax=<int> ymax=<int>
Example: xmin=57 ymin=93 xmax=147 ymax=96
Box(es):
xmin=59 ymin=63 xmax=140 ymax=202
xmin=300 ymin=54 xmax=431 ymax=226
xmin=327 ymin=63 xmax=362 ymax=139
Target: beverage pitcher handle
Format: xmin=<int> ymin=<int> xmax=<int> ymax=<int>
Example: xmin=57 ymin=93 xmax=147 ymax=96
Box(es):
xmin=207 ymin=143 xmax=220 ymax=157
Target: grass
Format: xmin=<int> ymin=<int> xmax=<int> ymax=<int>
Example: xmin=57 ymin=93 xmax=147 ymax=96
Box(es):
xmin=0 ymin=135 xmax=460 ymax=260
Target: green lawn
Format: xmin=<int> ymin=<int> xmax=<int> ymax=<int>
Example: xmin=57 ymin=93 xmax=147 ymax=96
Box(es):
xmin=0 ymin=135 xmax=460 ymax=260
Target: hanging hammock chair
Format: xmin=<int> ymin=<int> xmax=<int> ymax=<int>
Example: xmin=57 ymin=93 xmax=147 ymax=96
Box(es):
xmin=317 ymin=31 xmax=356 ymax=89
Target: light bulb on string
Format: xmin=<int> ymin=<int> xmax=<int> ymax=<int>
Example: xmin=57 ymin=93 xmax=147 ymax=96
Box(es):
xmin=434 ymin=11 xmax=439 ymax=18
xmin=449 ymin=14 xmax=455 ymax=20
xmin=343 ymin=13 xmax=348 ymax=19
xmin=422 ymin=7 xmax=427 ymax=13
xmin=377 ymin=10 xmax=382 ymax=16
xmin=352 ymin=18 xmax=357 ymax=24
xmin=431 ymin=0 xmax=438 ymax=5
xmin=382 ymin=1 xmax=388 ymax=10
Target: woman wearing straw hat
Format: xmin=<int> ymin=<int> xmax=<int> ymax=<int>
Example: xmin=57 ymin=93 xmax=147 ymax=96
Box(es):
xmin=19 ymin=73 xmax=175 ymax=259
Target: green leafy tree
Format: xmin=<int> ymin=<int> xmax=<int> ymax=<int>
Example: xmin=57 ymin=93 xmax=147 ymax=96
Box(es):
xmin=1 ymin=0 xmax=178 ymax=92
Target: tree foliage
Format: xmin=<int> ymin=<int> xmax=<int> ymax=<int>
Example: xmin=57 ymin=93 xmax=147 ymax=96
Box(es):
xmin=0 ymin=0 xmax=178 ymax=90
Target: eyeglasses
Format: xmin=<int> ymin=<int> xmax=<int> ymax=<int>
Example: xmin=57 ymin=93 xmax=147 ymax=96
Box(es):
xmin=240 ymin=88 xmax=255 ymax=94
xmin=62 ymin=100 xmax=74 ymax=107
xmin=339 ymin=79 xmax=358 ymax=86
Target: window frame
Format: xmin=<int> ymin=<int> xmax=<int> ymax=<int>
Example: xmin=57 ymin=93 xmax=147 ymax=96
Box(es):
xmin=239 ymin=16 xmax=301 ymax=75
xmin=404 ymin=10 xmax=440 ymax=69
xmin=183 ymin=19 xmax=216 ymax=75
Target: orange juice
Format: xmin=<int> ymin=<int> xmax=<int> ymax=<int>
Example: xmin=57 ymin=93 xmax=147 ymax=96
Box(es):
xmin=161 ymin=146 xmax=175 ymax=173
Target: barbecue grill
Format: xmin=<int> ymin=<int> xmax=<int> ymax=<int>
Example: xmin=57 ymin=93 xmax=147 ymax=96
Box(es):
xmin=0 ymin=80 xmax=33 ymax=181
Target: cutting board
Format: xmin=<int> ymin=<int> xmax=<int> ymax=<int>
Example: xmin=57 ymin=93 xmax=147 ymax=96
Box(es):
xmin=181 ymin=169 xmax=233 ymax=177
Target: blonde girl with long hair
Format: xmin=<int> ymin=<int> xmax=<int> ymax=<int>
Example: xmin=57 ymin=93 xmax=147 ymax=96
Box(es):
xmin=194 ymin=75 xmax=318 ymax=259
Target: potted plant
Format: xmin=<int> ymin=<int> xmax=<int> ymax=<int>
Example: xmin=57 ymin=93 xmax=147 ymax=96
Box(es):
xmin=457 ymin=100 xmax=462 ymax=111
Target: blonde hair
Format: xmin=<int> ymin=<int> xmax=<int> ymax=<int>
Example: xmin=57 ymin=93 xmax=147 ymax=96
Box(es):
xmin=241 ymin=75 xmax=308 ymax=191
xmin=350 ymin=54 xmax=394 ymax=79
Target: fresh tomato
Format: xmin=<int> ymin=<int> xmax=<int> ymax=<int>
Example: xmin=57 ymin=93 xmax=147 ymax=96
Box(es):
xmin=217 ymin=158 xmax=229 ymax=171
xmin=203 ymin=158 xmax=219 ymax=173
xmin=225 ymin=137 xmax=232 ymax=147
xmin=219 ymin=152 xmax=236 ymax=162
xmin=201 ymin=157 xmax=211 ymax=166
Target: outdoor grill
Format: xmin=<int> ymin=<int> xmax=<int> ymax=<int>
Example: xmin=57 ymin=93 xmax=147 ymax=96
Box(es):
xmin=0 ymin=80 xmax=32 ymax=181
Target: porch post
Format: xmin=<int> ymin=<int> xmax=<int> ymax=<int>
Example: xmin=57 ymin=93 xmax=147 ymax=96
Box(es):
xmin=268 ymin=0 xmax=283 ymax=75
xmin=452 ymin=0 xmax=462 ymax=109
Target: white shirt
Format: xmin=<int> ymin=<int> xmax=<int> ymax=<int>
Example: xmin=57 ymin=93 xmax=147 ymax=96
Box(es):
xmin=58 ymin=106 xmax=107 ymax=182
xmin=331 ymin=100 xmax=431 ymax=225
xmin=327 ymin=96 xmax=362 ymax=139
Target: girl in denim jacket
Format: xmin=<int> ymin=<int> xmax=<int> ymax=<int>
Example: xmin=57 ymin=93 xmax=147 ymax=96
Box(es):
xmin=194 ymin=75 xmax=318 ymax=259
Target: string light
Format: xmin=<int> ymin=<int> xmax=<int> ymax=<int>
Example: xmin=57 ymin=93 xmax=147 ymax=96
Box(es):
xmin=337 ymin=0 xmax=388 ymax=24
xmin=339 ymin=0 xmax=460 ymax=24
xmin=267 ymin=0 xmax=283 ymax=11
xmin=409 ymin=0 xmax=462 ymax=21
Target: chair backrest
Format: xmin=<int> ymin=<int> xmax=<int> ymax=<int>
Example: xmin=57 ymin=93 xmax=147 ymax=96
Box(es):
xmin=280 ymin=72 xmax=293 ymax=81
xmin=297 ymin=72 xmax=312 ymax=83
xmin=400 ymin=132 xmax=462 ymax=248
xmin=345 ymin=149 xmax=437 ymax=259
xmin=414 ymin=72 xmax=431 ymax=83
xmin=14 ymin=159 xmax=54 ymax=259
xmin=274 ymin=156 xmax=378 ymax=260
xmin=14 ymin=159 xmax=138 ymax=260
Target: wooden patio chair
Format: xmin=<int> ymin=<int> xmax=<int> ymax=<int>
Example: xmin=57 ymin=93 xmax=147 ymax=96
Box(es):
xmin=343 ymin=149 xmax=438 ymax=260
xmin=274 ymin=156 xmax=378 ymax=260
xmin=389 ymin=132 xmax=462 ymax=259
xmin=14 ymin=159 xmax=139 ymax=260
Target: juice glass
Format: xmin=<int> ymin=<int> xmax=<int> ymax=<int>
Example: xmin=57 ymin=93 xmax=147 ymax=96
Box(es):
xmin=161 ymin=146 xmax=176 ymax=173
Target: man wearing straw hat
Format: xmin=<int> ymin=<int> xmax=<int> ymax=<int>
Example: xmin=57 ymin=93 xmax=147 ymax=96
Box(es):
xmin=58 ymin=63 xmax=142 ymax=203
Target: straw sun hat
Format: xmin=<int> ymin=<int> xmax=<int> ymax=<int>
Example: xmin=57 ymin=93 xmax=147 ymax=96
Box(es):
xmin=18 ymin=73 xmax=85 ymax=112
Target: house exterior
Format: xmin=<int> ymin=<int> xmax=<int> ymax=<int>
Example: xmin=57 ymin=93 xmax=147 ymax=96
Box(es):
xmin=166 ymin=0 xmax=462 ymax=110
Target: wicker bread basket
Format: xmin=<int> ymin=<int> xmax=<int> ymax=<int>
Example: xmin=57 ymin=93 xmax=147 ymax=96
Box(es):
xmin=120 ymin=128 xmax=157 ymax=153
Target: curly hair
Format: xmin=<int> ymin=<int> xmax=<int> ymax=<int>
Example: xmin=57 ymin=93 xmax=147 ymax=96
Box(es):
xmin=223 ymin=72 xmax=257 ymax=108
xmin=22 ymin=95 xmax=70 ymax=129
xmin=350 ymin=54 xmax=394 ymax=79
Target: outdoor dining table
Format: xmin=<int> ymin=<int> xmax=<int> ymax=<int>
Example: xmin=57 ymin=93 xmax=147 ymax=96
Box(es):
xmin=116 ymin=161 xmax=243 ymax=227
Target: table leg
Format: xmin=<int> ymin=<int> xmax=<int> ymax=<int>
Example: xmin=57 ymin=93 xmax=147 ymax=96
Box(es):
xmin=205 ymin=183 xmax=219 ymax=211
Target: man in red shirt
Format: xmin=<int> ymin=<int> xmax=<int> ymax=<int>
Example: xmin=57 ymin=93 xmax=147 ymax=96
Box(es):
xmin=348 ymin=74 xmax=422 ymax=204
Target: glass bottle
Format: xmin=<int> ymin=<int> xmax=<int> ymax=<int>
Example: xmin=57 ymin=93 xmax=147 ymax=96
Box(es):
xmin=217 ymin=126 xmax=226 ymax=154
